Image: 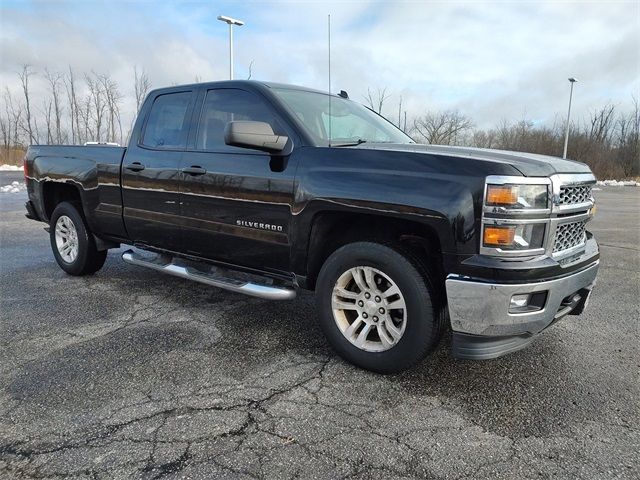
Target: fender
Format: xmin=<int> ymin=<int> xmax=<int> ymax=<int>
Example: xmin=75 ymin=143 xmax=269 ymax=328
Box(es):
xmin=287 ymin=146 xmax=522 ymax=277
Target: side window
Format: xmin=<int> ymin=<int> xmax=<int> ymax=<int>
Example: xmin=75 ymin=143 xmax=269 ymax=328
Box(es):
xmin=142 ymin=92 xmax=192 ymax=149
xmin=196 ymin=89 xmax=280 ymax=151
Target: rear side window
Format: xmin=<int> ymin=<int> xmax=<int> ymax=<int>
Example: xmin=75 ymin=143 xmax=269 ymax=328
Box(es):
xmin=196 ymin=89 xmax=280 ymax=151
xmin=142 ymin=92 xmax=192 ymax=149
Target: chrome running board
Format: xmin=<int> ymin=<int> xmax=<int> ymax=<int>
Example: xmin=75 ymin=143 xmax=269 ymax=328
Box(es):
xmin=122 ymin=249 xmax=296 ymax=301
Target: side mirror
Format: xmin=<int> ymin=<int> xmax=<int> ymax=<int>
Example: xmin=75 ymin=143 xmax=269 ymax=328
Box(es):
xmin=224 ymin=121 xmax=288 ymax=153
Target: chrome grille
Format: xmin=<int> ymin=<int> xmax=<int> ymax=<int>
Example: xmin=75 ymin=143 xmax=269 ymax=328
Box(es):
xmin=559 ymin=184 xmax=592 ymax=205
xmin=553 ymin=220 xmax=586 ymax=253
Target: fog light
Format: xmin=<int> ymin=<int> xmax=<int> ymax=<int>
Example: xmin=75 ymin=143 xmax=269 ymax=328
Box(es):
xmin=510 ymin=294 xmax=530 ymax=309
xmin=509 ymin=292 xmax=548 ymax=313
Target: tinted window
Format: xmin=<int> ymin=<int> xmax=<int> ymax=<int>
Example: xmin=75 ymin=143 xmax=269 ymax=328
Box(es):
xmin=142 ymin=92 xmax=192 ymax=149
xmin=196 ymin=89 xmax=279 ymax=150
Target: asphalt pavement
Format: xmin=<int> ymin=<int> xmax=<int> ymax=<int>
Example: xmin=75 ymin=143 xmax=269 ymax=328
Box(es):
xmin=1 ymin=171 xmax=638 ymax=479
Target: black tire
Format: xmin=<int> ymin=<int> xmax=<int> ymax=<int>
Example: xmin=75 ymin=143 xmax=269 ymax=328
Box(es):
xmin=315 ymin=242 xmax=443 ymax=373
xmin=49 ymin=201 xmax=107 ymax=276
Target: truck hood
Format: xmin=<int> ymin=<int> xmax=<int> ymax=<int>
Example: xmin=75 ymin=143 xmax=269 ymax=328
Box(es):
xmin=351 ymin=143 xmax=592 ymax=177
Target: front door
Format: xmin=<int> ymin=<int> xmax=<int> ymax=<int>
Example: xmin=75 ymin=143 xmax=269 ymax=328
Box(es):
xmin=122 ymin=90 xmax=195 ymax=250
xmin=179 ymin=88 xmax=297 ymax=273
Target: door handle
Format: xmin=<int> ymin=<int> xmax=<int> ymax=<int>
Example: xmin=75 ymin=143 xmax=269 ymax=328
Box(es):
xmin=181 ymin=166 xmax=207 ymax=176
xmin=125 ymin=162 xmax=145 ymax=172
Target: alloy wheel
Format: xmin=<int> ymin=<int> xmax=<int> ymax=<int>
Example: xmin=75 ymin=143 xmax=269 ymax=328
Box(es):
xmin=331 ymin=266 xmax=407 ymax=352
xmin=55 ymin=215 xmax=79 ymax=263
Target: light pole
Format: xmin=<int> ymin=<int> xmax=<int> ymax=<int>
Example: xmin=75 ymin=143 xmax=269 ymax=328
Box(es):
xmin=562 ymin=77 xmax=578 ymax=159
xmin=217 ymin=15 xmax=244 ymax=80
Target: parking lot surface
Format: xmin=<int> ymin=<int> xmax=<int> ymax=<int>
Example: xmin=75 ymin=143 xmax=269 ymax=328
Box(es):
xmin=1 ymin=172 xmax=638 ymax=479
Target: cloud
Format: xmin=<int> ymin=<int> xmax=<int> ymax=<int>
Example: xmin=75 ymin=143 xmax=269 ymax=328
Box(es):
xmin=1 ymin=0 xmax=638 ymax=131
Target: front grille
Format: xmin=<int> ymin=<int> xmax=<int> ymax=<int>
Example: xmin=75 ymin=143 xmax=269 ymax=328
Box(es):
xmin=559 ymin=184 xmax=592 ymax=205
xmin=553 ymin=220 xmax=586 ymax=253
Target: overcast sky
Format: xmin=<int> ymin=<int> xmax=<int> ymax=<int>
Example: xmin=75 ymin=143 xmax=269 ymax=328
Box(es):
xmin=1 ymin=0 xmax=638 ymax=129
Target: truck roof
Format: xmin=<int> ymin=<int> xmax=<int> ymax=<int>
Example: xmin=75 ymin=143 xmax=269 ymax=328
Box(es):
xmin=148 ymin=80 xmax=332 ymax=97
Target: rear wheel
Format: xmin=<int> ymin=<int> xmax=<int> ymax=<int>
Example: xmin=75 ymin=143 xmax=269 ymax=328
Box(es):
xmin=316 ymin=242 xmax=442 ymax=373
xmin=49 ymin=202 xmax=107 ymax=276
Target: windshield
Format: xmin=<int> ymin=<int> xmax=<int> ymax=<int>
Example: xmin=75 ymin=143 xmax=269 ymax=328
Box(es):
xmin=272 ymin=88 xmax=414 ymax=146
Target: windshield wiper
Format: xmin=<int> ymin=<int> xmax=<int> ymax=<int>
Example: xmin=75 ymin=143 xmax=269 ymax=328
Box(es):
xmin=332 ymin=139 xmax=368 ymax=147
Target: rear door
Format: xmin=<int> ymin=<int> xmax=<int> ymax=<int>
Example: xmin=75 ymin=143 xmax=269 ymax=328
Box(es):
xmin=178 ymin=87 xmax=298 ymax=273
xmin=122 ymin=90 xmax=195 ymax=250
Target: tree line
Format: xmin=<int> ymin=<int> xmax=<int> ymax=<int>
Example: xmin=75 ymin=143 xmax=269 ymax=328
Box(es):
xmin=1 ymin=65 xmax=151 ymax=153
xmin=364 ymin=87 xmax=639 ymax=179
xmin=1 ymin=67 xmax=637 ymax=179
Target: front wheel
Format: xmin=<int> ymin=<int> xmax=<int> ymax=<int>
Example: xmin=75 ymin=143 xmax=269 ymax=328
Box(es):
xmin=49 ymin=201 xmax=107 ymax=276
xmin=315 ymin=242 xmax=443 ymax=373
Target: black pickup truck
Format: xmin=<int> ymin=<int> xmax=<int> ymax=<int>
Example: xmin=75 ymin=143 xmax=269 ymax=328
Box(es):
xmin=23 ymin=80 xmax=599 ymax=373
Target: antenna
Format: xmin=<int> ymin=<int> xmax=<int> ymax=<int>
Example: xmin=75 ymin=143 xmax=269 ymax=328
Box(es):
xmin=328 ymin=14 xmax=332 ymax=146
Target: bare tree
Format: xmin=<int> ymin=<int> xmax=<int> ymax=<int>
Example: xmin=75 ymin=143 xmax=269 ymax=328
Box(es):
xmin=0 ymin=90 xmax=11 ymax=149
xmin=64 ymin=66 xmax=81 ymax=144
xmin=1 ymin=88 xmax=23 ymax=148
xmin=85 ymin=73 xmax=106 ymax=142
xmin=44 ymin=68 xmax=64 ymax=144
xmin=470 ymin=129 xmax=496 ymax=149
xmin=588 ymin=104 xmax=616 ymax=146
xmin=0 ymin=99 xmax=9 ymax=150
xmin=364 ymin=87 xmax=390 ymax=114
xmin=18 ymin=65 xmax=37 ymax=144
xmin=0 ymin=110 xmax=7 ymax=149
xmin=0 ymin=119 xmax=7 ymax=150
xmin=81 ymin=94 xmax=92 ymax=143
xmin=413 ymin=110 xmax=473 ymax=145
xmin=42 ymin=98 xmax=53 ymax=144
xmin=133 ymin=66 xmax=151 ymax=113
xmin=616 ymin=96 xmax=640 ymax=177
xmin=99 ymin=73 xmax=123 ymax=143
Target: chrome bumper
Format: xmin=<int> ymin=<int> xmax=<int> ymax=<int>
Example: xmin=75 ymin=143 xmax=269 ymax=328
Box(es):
xmin=445 ymin=260 xmax=599 ymax=338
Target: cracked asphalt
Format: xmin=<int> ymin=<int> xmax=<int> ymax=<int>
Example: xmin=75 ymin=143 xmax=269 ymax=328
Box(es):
xmin=1 ymin=171 xmax=638 ymax=479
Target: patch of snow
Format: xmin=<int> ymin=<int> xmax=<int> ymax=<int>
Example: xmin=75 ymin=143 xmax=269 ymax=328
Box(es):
xmin=592 ymin=187 xmax=602 ymax=191
xmin=596 ymin=180 xmax=639 ymax=187
xmin=0 ymin=164 xmax=21 ymax=171
xmin=0 ymin=181 xmax=26 ymax=193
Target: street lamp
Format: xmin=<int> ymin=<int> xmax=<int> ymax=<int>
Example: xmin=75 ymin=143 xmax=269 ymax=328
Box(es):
xmin=562 ymin=77 xmax=578 ymax=159
xmin=217 ymin=15 xmax=244 ymax=80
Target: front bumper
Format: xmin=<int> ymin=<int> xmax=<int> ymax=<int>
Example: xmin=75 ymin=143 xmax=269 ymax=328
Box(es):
xmin=445 ymin=259 xmax=599 ymax=359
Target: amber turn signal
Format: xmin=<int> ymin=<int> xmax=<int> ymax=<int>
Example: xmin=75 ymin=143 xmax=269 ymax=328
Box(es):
xmin=483 ymin=226 xmax=516 ymax=247
xmin=486 ymin=185 xmax=518 ymax=206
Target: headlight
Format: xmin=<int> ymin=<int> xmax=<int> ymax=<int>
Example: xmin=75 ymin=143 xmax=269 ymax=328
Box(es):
xmin=485 ymin=184 xmax=548 ymax=210
xmin=483 ymin=223 xmax=546 ymax=250
xmin=481 ymin=176 xmax=552 ymax=257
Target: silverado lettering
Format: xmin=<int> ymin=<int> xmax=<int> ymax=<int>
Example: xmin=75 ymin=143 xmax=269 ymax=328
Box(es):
xmin=237 ymin=220 xmax=283 ymax=231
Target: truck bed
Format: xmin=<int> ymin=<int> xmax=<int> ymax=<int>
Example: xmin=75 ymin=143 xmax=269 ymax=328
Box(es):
xmin=26 ymin=144 xmax=126 ymax=177
xmin=25 ymin=144 xmax=127 ymax=239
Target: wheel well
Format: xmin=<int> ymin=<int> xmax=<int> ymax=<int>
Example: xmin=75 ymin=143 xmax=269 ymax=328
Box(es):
xmin=305 ymin=212 xmax=445 ymax=298
xmin=42 ymin=182 xmax=82 ymax=220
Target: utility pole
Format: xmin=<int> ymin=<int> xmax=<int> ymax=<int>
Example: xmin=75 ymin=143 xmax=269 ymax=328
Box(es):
xmin=563 ymin=77 xmax=578 ymax=159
